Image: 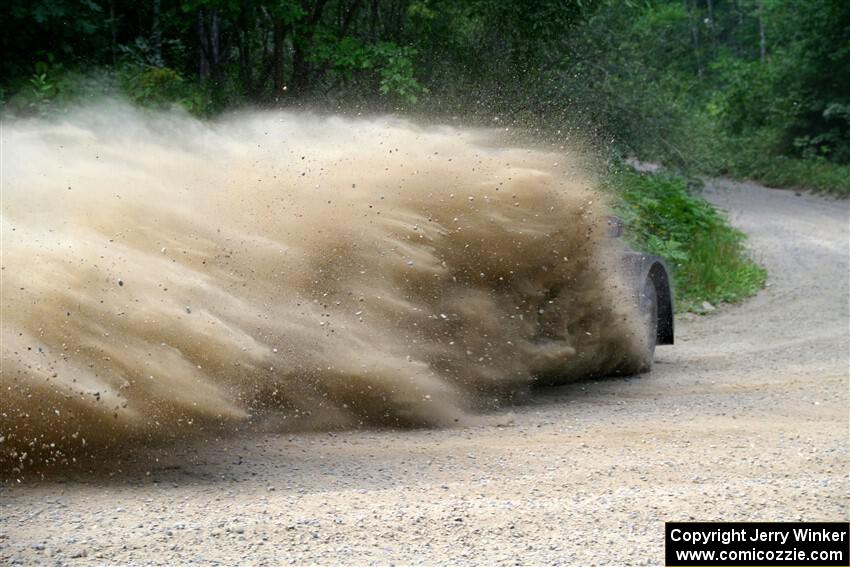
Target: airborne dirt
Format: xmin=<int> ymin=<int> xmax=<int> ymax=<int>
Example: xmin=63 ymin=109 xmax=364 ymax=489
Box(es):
xmin=1 ymin=173 xmax=848 ymax=563
xmin=1 ymin=106 xmax=645 ymax=468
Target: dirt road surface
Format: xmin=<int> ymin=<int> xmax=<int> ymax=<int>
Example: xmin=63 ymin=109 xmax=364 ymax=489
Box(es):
xmin=2 ymin=178 xmax=848 ymax=565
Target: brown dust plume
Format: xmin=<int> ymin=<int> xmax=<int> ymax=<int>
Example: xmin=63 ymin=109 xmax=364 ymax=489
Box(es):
xmin=1 ymin=103 xmax=644 ymax=470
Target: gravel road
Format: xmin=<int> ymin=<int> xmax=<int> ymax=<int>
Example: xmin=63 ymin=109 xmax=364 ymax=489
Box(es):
xmin=2 ymin=178 xmax=848 ymax=566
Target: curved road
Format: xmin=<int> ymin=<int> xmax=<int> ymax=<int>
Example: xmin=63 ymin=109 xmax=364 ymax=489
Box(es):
xmin=1 ymin=178 xmax=848 ymax=565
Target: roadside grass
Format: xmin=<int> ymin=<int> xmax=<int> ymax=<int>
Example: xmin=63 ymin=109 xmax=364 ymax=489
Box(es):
xmin=721 ymin=155 xmax=850 ymax=197
xmin=679 ymin=124 xmax=850 ymax=197
xmin=605 ymin=167 xmax=767 ymax=312
xmin=639 ymin=113 xmax=850 ymax=197
xmin=702 ymin=134 xmax=850 ymax=196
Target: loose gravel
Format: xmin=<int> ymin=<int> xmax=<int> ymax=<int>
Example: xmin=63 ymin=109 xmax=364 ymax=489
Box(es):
xmin=1 ymin=178 xmax=847 ymax=566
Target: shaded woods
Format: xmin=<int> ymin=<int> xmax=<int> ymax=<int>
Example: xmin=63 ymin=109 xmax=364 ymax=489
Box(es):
xmin=3 ymin=1 xmax=848 ymax=191
xmin=0 ymin=0 xmax=844 ymax=311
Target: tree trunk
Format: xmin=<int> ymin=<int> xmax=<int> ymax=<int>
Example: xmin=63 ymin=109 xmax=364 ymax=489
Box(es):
xmin=237 ymin=0 xmax=255 ymax=95
xmin=757 ymin=0 xmax=767 ymax=62
xmin=289 ymin=0 xmax=329 ymax=97
xmin=272 ymin=20 xmax=286 ymax=97
xmin=369 ymin=0 xmax=379 ymax=39
xmin=210 ymin=12 xmax=220 ymax=74
xmin=198 ymin=10 xmax=221 ymax=81
xmin=290 ymin=44 xmax=308 ymax=94
xmin=152 ymin=0 xmax=163 ymax=66
xmin=686 ymin=0 xmax=703 ymax=79
xmin=340 ymin=0 xmax=363 ymax=37
xmin=198 ymin=10 xmax=210 ymax=79
xmin=734 ymin=0 xmax=744 ymax=56
xmin=706 ymin=0 xmax=718 ymax=54
xmin=109 ymin=0 xmax=117 ymax=65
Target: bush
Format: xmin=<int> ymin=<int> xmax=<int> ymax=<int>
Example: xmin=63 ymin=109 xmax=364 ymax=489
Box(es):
xmin=710 ymin=133 xmax=850 ymax=195
xmin=1 ymin=58 xmax=113 ymax=116
xmin=606 ymin=167 xmax=766 ymax=312
xmin=118 ymin=65 xmax=211 ymax=114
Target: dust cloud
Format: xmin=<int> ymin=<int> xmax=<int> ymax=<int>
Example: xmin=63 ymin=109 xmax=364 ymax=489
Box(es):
xmin=1 ymin=103 xmax=644 ymax=471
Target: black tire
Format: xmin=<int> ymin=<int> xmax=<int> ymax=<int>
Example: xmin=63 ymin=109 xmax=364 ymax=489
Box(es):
xmin=638 ymin=278 xmax=658 ymax=372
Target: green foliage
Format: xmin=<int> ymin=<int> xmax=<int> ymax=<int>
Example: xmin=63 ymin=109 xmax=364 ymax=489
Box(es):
xmin=3 ymin=57 xmax=106 ymax=115
xmin=1 ymin=0 xmax=792 ymax=314
xmin=663 ymin=0 xmax=849 ymax=192
xmin=28 ymin=61 xmax=61 ymax=106
xmin=305 ymin=37 xmax=426 ymax=104
xmin=607 ymin=168 xmax=766 ymax=311
xmin=717 ymin=144 xmax=850 ymax=195
xmin=373 ymin=44 xmax=427 ymax=104
xmin=2 ymin=0 xmax=109 ymax=79
xmin=120 ymin=66 xmax=184 ymax=106
xmin=118 ymin=65 xmax=208 ymax=113
xmin=1 ymin=0 xmax=847 ymax=197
